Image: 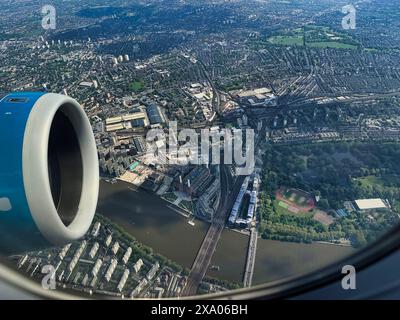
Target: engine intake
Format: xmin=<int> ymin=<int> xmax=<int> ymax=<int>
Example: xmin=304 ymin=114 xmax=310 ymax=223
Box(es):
xmin=0 ymin=92 xmax=99 ymax=254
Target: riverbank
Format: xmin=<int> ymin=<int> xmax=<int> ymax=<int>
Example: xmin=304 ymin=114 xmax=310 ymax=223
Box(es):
xmin=315 ymin=240 xmax=353 ymax=247
xmin=98 ymin=180 xmax=209 ymax=269
xmin=98 ymin=180 xmax=357 ymax=285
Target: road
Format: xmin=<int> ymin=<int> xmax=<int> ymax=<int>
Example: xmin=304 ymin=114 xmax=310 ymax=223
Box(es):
xmin=181 ymin=116 xmax=265 ymax=296
xmin=200 ymin=59 xmax=221 ymax=116
xmin=243 ymin=227 xmax=258 ymax=288
xmin=181 ymin=166 xmax=245 ymax=297
xmin=182 ymin=54 xmax=221 ymax=116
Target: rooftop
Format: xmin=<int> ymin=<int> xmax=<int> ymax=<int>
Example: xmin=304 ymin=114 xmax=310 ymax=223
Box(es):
xmin=354 ymin=199 xmax=388 ymax=210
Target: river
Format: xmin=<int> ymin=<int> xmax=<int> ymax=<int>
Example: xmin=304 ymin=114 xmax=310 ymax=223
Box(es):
xmin=97 ymin=180 xmax=356 ymax=285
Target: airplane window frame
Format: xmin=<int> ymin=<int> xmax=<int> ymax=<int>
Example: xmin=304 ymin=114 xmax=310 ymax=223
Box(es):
xmin=2 ymin=0 xmax=400 ymax=302
xmin=1 ymin=221 xmax=400 ymax=300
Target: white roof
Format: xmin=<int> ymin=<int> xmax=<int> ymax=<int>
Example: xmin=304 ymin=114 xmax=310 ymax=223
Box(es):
xmin=106 ymin=112 xmax=148 ymax=125
xmin=79 ymin=81 xmax=93 ymax=87
xmin=355 ymin=199 xmax=387 ymax=210
xmin=238 ymin=87 xmax=272 ymax=98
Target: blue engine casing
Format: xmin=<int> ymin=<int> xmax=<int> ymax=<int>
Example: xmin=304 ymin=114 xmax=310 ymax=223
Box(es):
xmin=0 ymin=92 xmax=99 ymax=254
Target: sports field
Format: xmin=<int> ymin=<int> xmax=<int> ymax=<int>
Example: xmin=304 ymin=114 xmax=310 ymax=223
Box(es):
xmin=275 ymin=188 xmax=316 ymax=216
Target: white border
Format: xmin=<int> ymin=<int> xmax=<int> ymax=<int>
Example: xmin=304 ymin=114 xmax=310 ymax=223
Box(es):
xmin=22 ymin=93 xmax=99 ymax=245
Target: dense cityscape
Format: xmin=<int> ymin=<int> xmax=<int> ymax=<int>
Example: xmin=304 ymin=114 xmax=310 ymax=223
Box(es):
xmin=2 ymin=0 xmax=400 ymax=298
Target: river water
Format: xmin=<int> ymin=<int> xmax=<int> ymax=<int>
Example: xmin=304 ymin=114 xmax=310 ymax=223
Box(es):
xmin=97 ymin=180 xmax=356 ymax=285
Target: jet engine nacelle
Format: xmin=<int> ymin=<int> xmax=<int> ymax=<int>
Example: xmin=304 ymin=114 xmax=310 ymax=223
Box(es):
xmin=0 ymin=92 xmax=99 ymax=254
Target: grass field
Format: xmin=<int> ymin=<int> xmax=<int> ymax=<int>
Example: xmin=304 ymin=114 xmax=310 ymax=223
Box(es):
xmin=129 ymin=80 xmax=145 ymax=92
xmin=162 ymin=192 xmax=178 ymax=203
xmin=268 ymin=35 xmax=304 ymax=46
xmin=179 ymin=200 xmax=193 ymax=212
xmin=395 ymin=202 xmax=400 ymax=214
xmin=307 ymin=41 xmax=357 ymax=49
xmin=354 ymin=175 xmax=400 ymax=214
xmin=274 ymin=188 xmax=316 ymax=217
xmin=267 ymin=25 xmax=359 ymax=50
xmin=355 ymin=175 xmax=400 ymax=193
xmin=273 ymin=199 xmax=314 ymax=217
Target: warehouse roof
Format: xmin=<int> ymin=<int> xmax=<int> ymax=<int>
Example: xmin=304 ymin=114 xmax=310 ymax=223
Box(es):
xmin=354 ymin=199 xmax=387 ymax=210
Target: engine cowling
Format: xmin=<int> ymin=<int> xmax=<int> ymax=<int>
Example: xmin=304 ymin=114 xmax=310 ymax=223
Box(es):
xmin=0 ymin=92 xmax=99 ymax=254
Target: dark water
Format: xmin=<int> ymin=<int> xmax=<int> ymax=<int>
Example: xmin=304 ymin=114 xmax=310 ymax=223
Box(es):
xmin=207 ymin=229 xmax=355 ymax=284
xmin=207 ymin=229 xmax=248 ymax=283
xmin=253 ymin=240 xmax=355 ymax=285
xmin=98 ymin=180 xmax=356 ymax=285
xmin=97 ymin=180 xmax=208 ymax=268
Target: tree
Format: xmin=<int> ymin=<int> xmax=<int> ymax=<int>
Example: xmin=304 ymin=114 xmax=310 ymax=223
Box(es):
xmin=319 ymin=198 xmax=330 ymax=210
xmin=353 ymin=231 xmax=367 ymax=248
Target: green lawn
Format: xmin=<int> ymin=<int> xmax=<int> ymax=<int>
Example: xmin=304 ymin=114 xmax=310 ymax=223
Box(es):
xmin=355 ymin=175 xmax=400 ymax=193
xmin=307 ymin=41 xmax=357 ymax=50
xmin=268 ymin=35 xmax=304 ymax=46
xmin=162 ymin=192 xmax=178 ymax=203
xmin=179 ymin=200 xmax=193 ymax=212
xmin=129 ymin=80 xmax=145 ymax=92
xmin=273 ymin=199 xmax=314 ymax=217
xmin=394 ymin=201 xmax=400 ymax=212
xmin=267 ymin=25 xmax=359 ymax=50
